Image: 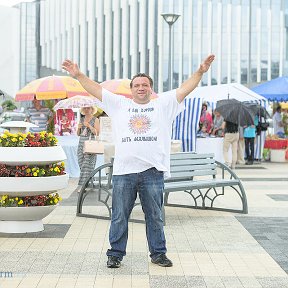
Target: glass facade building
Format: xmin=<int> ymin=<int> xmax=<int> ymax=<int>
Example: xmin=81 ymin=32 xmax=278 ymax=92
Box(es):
xmin=19 ymin=0 xmax=287 ymax=93
xmin=18 ymin=1 xmax=38 ymax=89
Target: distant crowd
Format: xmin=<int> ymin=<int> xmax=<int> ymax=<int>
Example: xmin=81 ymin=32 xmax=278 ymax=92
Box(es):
xmin=197 ymin=102 xmax=288 ymax=168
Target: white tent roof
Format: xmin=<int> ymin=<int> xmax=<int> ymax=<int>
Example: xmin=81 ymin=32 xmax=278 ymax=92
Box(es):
xmin=188 ymin=83 xmax=267 ymax=106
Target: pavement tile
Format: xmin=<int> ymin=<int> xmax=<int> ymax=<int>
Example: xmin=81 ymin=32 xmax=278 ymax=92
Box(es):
xmin=150 ymin=275 xmax=188 ymax=288
xmin=1 ymin=162 xmax=288 ymax=287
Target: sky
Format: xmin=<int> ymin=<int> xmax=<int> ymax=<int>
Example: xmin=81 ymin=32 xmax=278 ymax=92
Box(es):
xmin=0 ymin=0 xmax=34 ymax=6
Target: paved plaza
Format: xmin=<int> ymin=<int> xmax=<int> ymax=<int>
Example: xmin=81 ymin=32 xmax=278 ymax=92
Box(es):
xmin=0 ymin=161 xmax=288 ymax=287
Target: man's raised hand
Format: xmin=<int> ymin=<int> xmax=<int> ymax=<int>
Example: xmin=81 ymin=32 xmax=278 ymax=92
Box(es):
xmin=62 ymin=59 xmax=81 ymax=78
xmin=199 ymin=54 xmax=215 ymax=74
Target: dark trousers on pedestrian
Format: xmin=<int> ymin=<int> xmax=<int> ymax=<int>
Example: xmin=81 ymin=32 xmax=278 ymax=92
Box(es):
xmin=245 ymin=137 xmax=255 ymax=163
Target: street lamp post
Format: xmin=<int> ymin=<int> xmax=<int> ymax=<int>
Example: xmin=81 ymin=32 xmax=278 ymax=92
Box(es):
xmin=161 ymin=13 xmax=180 ymax=90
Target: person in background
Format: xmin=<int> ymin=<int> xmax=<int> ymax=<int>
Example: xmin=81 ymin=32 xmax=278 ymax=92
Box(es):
xmin=243 ymin=116 xmax=258 ymax=165
xmin=272 ymin=105 xmax=285 ymax=138
xmin=26 ymin=99 xmax=53 ymax=132
xmin=199 ymin=103 xmax=213 ymax=135
xmin=223 ymin=120 xmax=239 ymax=169
xmin=211 ymin=111 xmax=224 ymax=137
xmin=282 ymin=108 xmax=288 ymax=136
xmin=76 ymin=106 xmax=100 ymax=192
xmin=237 ymin=126 xmax=245 ymax=165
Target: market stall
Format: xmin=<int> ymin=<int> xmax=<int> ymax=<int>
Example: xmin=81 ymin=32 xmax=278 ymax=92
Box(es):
xmin=251 ymin=76 xmax=288 ymax=102
xmin=172 ymin=83 xmax=268 ymax=160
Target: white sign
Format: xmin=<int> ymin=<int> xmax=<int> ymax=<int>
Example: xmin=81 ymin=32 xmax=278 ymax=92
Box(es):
xmin=100 ymin=116 xmax=113 ymax=142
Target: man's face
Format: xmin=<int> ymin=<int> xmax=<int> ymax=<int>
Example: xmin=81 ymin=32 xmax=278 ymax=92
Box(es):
xmin=130 ymin=77 xmax=152 ymax=104
xmin=33 ymin=100 xmax=41 ymax=110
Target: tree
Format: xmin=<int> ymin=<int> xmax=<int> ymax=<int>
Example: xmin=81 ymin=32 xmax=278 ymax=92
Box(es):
xmin=1 ymin=100 xmax=17 ymax=111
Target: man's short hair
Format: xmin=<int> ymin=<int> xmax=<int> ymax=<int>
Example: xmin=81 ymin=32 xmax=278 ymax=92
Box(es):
xmin=130 ymin=73 xmax=153 ymax=88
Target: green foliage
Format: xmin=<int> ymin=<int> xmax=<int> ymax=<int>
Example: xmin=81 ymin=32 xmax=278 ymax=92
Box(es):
xmin=1 ymin=100 xmax=17 ymax=111
xmin=44 ymin=100 xmax=55 ymax=134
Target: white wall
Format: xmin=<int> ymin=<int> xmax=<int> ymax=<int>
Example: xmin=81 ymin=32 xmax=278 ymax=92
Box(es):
xmin=0 ymin=6 xmax=20 ymax=98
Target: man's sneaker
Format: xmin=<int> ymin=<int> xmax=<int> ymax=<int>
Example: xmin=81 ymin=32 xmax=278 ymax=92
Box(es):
xmin=107 ymin=256 xmax=121 ymax=268
xmin=151 ymin=254 xmax=173 ymax=267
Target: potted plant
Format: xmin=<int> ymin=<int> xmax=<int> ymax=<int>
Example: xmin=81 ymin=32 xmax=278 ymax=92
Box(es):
xmin=0 ymin=131 xmax=68 ymax=233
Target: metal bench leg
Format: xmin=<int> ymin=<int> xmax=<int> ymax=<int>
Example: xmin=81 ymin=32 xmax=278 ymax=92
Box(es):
xmin=162 ymin=205 xmax=166 ymax=226
xmin=164 ymin=192 xmax=169 ymax=205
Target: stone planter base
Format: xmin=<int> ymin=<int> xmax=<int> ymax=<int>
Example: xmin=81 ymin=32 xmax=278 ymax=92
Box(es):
xmin=270 ymin=149 xmax=288 ymax=163
xmin=0 ymin=205 xmax=57 ymax=233
xmin=0 ymin=146 xmax=66 ymax=165
xmin=0 ymin=145 xmax=67 ymax=233
xmin=0 ymin=220 xmax=44 ymax=233
xmin=0 ymin=174 xmax=69 ymax=196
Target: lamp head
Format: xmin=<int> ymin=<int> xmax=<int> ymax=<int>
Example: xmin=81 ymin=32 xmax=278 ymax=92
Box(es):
xmin=161 ymin=13 xmax=180 ymax=25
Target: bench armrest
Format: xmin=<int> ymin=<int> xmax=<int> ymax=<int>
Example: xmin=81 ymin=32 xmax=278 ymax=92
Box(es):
xmin=82 ymin=162 xmax=113 ymax=191
xmin=215 ymin=160 xmax=240 ymax=180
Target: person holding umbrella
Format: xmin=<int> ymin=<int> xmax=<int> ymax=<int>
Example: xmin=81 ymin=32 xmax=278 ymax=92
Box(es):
xmin=222 ymin=120 xmax=239 ymax=169
xmin=62 ymin=54 xmax=215 ymax=269
xmin=216 ymin=99 xmax=256 ymax=169
xmin=75 ymin=106 xmax=100 ymax=192
xmin=237 ymin=126 xmax=245 ymax=165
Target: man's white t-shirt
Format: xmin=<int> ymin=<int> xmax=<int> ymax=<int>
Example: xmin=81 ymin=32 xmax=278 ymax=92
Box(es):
xmin=101 ymin=88 xmax=184 ymax=177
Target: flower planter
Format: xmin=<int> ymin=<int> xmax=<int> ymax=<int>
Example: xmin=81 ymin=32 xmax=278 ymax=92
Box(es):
xmin=270 ymin=149 xmax=288 ymax=163
xmin=0 ymin=206 xmax=57 ymax=233
xmin=0 ymin=146 xmax=66 ymax=165
xmin=0 ymin=174 xmax=69 ymax=196
xmin=0 ymin=144 xmax=68 ymax=233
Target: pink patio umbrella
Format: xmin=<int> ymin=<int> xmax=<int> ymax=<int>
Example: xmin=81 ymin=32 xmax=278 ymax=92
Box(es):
xmin=15 ymin=75 xmax=89 ymax=101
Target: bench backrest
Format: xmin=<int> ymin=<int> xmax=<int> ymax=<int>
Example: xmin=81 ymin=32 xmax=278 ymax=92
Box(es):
xmin=167 ymin=152 xmax=217 ymax=182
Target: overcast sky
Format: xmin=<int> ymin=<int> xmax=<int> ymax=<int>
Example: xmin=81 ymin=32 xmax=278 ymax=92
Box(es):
xmin=0 ymin=0 xmax=35 ymax=6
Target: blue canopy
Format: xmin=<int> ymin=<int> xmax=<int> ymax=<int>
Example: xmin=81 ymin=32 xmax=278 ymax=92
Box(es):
xmin=251 ymin=76 xmax=288 ymax=102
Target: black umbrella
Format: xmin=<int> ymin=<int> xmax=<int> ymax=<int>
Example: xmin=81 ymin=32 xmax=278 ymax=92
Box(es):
xmin=243 ymin=102 xmax=271 ymax=119
xmin=215 ymin=99 xmax=255 ymax=126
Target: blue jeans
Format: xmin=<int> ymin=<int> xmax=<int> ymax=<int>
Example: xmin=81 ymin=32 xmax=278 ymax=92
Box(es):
xmin=106 ymin=168 xmax=166 ymax=261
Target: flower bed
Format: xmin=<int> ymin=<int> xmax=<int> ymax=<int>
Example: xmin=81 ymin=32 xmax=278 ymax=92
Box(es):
xmin=0 ymin=193 xmax=61 ymax=207
xmin=0 ymin=131 xmax=57 ymax=147
xmin=0 ymin=163 xmax=65 ymax=177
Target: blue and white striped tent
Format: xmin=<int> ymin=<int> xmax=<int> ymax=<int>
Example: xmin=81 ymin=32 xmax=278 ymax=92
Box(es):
xmin=171 ymin=83 xmax=268 ymax=160
xmin=172 ymin=96 xmax=202 ymax=152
